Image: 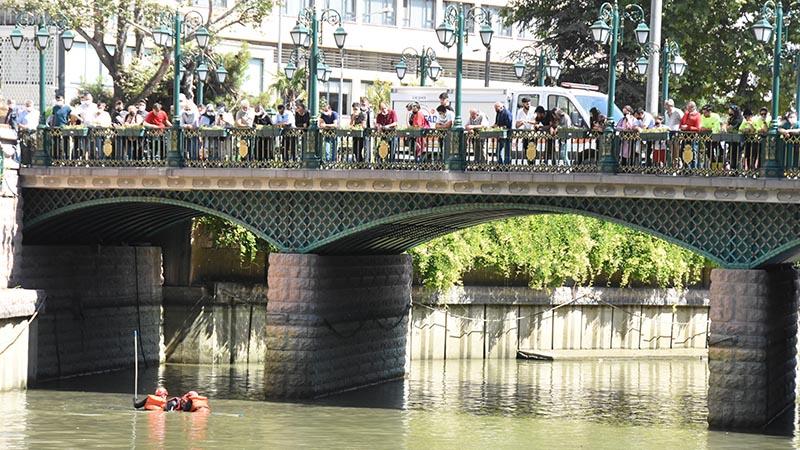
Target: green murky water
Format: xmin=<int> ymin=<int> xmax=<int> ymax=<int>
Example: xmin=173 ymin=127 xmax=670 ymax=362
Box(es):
xmin=0 ymin=359 xmax=797 ymax=448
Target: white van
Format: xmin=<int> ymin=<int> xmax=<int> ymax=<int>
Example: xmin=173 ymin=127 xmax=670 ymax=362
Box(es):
xmin=390 ymin=84 xmax=623 ymax=129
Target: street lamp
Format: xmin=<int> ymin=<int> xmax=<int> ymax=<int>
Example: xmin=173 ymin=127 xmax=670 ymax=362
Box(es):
xmin=290 ymin=6 xmax=347 ymax=168
xmin=637 ymin=40 xmax=687 ymax=115
xmin=193 ymin=53 xmax=227 ymax=106
xmin=509 ymin=45 xmax=561 ymax=86
xmin=151 ymin=9 xmax=211 ymax=167
xmin=435 ymin=4 xmax=492 ymax=170
xmin=590 ymin=0 xmax=649 ymax=174
xmin=394 ymin=47 xmax=439 ymax=86
xmin=10 ymin=12 xmax=75 ymax=166
xmin=747 ymin=0 xmax=786 ymax=177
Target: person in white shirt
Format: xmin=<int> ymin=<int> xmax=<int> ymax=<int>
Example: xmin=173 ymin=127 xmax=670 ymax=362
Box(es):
xmin=664 ymin=99 xmax=683 ymax=131
xmin=93 ymin=103 xmax=113 ymax=127
xmin=75 ymin=93 xmax=98 ymax=126
xmin=235 ymin=100 xmax=255 ymax=127
xmin=17 ymin=100 xmax=39 ymax=130
xmin=467 ymin=108 xmax=490 ymax=163
xmin=514 ymin=97 xmax=537 ymax=130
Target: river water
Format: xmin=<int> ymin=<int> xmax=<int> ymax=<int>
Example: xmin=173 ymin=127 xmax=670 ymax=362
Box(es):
xmin=0 ymin=358 xmax=797 ymax=449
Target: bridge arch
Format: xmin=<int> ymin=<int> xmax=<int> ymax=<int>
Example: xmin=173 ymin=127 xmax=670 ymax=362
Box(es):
xmin=304 ymin=202 xmax=726 ymax=266
xmin=22 ymin=196 xmax=289 ymax=252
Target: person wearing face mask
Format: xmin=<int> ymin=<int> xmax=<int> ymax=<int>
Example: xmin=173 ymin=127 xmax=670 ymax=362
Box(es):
xmin=181 ymin=101 xmax=199 ymax=160
xmin=17 ymin=100 xmax=39 ymax=131
xmin=113 ymin=100 xmax=126 ymax=125
xmin=778 ymin=110 xmax=800 ymax=168
xmin=75 ymin=93 xmax=98 ymax=126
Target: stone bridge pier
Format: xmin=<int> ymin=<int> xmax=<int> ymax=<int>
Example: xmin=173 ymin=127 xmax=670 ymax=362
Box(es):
xmin=708 ymin=265 xmax=799 ymax=432
xmin=264 ymin=253 xmax=412 ymax=398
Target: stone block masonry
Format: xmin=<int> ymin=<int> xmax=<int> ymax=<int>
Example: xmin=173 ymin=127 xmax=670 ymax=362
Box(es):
xmin=15 ymin=246 xmax=163 ymax=381
xmin=265 ymin=253 xmax=412 ymax=398
xmin=707 ymin=266 xmax=799 ymax=431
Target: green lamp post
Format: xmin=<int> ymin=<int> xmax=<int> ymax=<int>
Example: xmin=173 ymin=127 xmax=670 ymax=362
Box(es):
xmin=10 ymin=12 xmax=75 ymax=166
xmin=151 ymin=10 xmax=210 ymax=167
xmin=635 ymin=40 xmax=687 ymax=115
xmin=394 ymin=47 xmax=441 ymax=86
xmin=194 ymin=52 xmax=228 ymax=106
xmin=435 ymin=4 xmax=493 ymax=170
xmin=289 ymin=7 xmax=348 ymax=169
xmin=509 ymin=45 xmax=561 ymax=87
xmin=590 ymin=0 xmax=650 ymax=174
xmin=748 ymin=1 xmax=786 ymax=178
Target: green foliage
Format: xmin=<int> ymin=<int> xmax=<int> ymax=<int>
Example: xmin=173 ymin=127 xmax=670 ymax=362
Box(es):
xmin=268 ymin=68 xmax=307 ymax=107
xmin=70 ymin=76 xmax=113 ymax=106
xmin=502 ymin=0 xmax=797 ymax=111
xmin=193 ymin=216 xmax=273 ymax=262
xmin=365 ymin=80 xmax=393 ymax=108
xmin=409 ymin=215 xmax=710 ymax=291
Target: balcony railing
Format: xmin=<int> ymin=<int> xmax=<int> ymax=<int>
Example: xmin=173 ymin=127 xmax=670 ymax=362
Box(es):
xmin=16 ymin=126 xmax=800 ymax=177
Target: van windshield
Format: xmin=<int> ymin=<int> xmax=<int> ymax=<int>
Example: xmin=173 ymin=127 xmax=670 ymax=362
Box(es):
xmin=574 ymin=95 xmax=623 ymax=123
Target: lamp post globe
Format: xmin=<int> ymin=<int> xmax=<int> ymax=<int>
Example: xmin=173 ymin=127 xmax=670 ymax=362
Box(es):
xmin=316 ymin=62 xmax=328 ymax=81
xmin=479 ymin=24 xmax=493 ymax=47
xmin=284 ymin=61 xmax=297 ymax=79
xmin=428 ymin=59 xmax=442 ymax=80
xmin=153 ymin=25 xmax=171 ymax=47
xmin=590 ymin=19 xmax=611 ymax=44
xmin=61 ymin=29 xmax=75 ymax=51
xmin=10 ymin=27 xmax=23 ymax=50
xmin=216 ymin=66 xmax=228 ymax=83
xmin=333 ymin=26 xmax=347 ymax=49
xmin=34 ymin=25 xmax=49 ymax=50
xmin=435 ymin=21 xmax=455 ymax=47
xmin=196 ymin=62 xmax=209 ymax=82
xmin=635 ymin=55 xmax=649 ymax=75
xmin=194 ymin=26 xmax=211 ymax=49
xmin=513 ymin=59 xmax=525 ymax=79
xmin=634 ymin=22 xmax=650 ymax=45
xmin=752 ymin=17 xmax=773 ymax=43
xmin=290 ymin=23 xmax=309 ymax=46
xmin=546 ymin=58 xmax=561 ymax=79
xmin=395 ymin=60 xmax=407 ymax=80
xmin=671 ymin=54 xmax=687 ymax=76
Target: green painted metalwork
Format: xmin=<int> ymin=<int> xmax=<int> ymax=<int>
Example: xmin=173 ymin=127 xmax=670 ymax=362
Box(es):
xmin=21 ymin=188 xmax=800 ymax=269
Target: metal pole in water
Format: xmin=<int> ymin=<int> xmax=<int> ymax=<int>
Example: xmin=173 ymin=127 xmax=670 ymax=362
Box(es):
xmin=133 ymin=330 xmax=138 ymax=403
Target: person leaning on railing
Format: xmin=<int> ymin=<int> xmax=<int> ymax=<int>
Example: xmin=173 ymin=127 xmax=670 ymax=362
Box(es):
xmin=493 ymin=102 xmax=513 ymax=164
xmin=376 ymin=102 xmax=399 ymax=161
xmin=318 ymin=103 xmax=339 ymax=162
xmin=350 ymin=102 xmax=367 ymax=163
xmin=778 ymin=110 xmax=800 ymax=168
xmin=274 ymin=104 xmax=295 ymax=161
xmin=679 ymin=101 xmax=702 ymax=169
xmin=616 ymin=105 xmax=636 ymax=166
xmin=466 ymin=108 xmax=490 ymax=163
xmin=90 ymin=103 xmax=112 ymax=160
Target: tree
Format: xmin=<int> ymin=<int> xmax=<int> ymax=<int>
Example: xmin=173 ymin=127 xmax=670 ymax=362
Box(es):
xmin=502 ymin=0 xmax=798 ymax=111
xmin=365 ymin=79 xmax=393 ymax=108
xmin=268 ymin=68 xmax=307 ymax=108
xmin=11 ymin=0 xmax=273 ymax=104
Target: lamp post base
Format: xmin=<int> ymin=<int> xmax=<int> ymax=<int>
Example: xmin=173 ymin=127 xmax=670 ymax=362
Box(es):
xmin=759 ymin=160 xmax=783 ymax=178
xmin=446 ymin=126 xmax=466 ymax=171
xmin=32 ymin=126 xmax=51 ymax=167
xmin=598 ymin=127 xmax=618 ymax=174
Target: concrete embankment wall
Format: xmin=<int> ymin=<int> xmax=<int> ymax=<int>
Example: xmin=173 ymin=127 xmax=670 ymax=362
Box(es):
xmin=410 ymin=286 xmax=710 ymax=360
xmin=163 ymin=283 xmax=710 ymax=363
xmin=17 ymin=246 xmax=163 ymax=381
xmin=163 ymin=283 xmax=267 ymax=364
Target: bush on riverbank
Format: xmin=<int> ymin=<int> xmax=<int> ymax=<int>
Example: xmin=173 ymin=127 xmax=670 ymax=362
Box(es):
xmin=408 ymin=215 xmax=711 ymax=290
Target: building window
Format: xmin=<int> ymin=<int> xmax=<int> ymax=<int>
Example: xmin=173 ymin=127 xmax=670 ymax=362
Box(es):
xmin=283 ymin=0 xmax=311 ymax=15
xmin=443 ymin=2 xmax=474 ymax=34
xmin=319 ymin=78 xmax=352 ymax=116
xmin=243 ymin=58 xmax=264 ymax=95
xmin=484 ymin=7 xmax=511 ymax=37
xmin=404 ymin=0 xmax=435 ymax=29
xmin=362 ymin=0 xmax=395 ymax=25
xmin=192 ymin=0 xmax=228 ymax=7
xmin=326 ymin=0 xmax=356 ymax=22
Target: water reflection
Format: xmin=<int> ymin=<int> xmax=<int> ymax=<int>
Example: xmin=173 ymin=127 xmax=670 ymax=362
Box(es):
xmin=2 ymin=359 xmax=799 ymax=448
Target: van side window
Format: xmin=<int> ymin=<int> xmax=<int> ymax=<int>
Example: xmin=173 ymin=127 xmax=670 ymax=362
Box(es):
xmin=547 ymin=95 xmax=585 ymax=127
xmin=516 ymin=94 xmax=539 ymax=108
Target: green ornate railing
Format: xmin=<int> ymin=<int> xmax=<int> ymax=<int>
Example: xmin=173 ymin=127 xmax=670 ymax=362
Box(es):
xmin=16 ymin=126 xmax=800 ymax=177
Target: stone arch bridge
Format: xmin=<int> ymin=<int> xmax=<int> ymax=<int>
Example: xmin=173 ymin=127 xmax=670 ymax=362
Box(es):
xmin=18 ymin=167 xmax=800 ymax=431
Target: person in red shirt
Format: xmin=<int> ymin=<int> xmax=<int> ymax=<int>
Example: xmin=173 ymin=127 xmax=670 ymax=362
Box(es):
xmin=143 ymin=103 xmax=172 ymax=129
xmin=375 ymin=102 xmax=398 ymax=161
xmin=679 ymin=101 xmax=702 ymax=168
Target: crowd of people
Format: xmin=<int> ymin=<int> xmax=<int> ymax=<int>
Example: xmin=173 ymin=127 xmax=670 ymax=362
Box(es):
xmin=4 ymin=90 xmax=800 ymax=167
